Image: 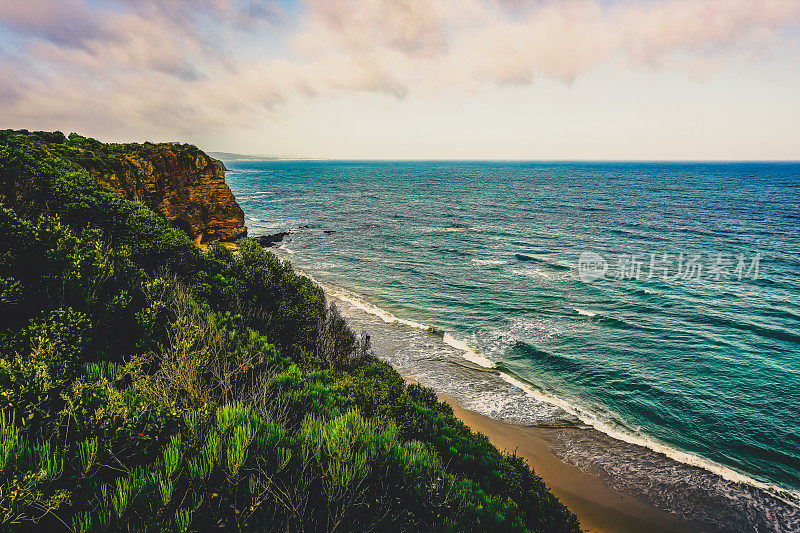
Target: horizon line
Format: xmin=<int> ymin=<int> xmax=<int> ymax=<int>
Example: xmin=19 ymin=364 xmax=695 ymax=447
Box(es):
xmin=214 ymin=155 xmax=800 ymax=163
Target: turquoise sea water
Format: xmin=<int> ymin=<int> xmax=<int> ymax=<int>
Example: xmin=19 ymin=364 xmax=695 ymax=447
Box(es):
xmin=225 ymin=160 xmax=800 ymax=531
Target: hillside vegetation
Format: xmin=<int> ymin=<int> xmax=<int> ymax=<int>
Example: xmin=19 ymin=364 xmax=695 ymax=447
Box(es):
xmin=0 ymin=130 xmax=579 ymax=532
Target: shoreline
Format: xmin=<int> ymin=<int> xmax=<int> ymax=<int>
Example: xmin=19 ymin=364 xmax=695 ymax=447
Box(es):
xmin=282 ymin=255 xmax=700 ymax=530
xmin=437 ymin=392 xmax=699 ymax=533
xmin=280 ymin=254 xmax=800 ymax=532
xmin=397 ymin=367 xmax=697 ymax=531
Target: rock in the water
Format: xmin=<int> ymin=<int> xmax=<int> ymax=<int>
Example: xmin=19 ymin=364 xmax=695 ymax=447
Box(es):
xmin=254 ymin=231 xmax=290 ymax=247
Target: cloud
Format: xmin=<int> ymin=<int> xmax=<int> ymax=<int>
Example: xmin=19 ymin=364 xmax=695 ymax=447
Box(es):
xmin=0 ymin=0 xmax=116 ymax=50
xmin=290 ymin=0 xmax=800 ymax=92
xmin=1 ymin=0 xmax=799 ymax=139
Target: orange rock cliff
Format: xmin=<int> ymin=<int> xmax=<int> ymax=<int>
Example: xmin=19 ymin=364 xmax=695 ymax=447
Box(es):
xmin=98 ymin=146 xmax=247 ymax=244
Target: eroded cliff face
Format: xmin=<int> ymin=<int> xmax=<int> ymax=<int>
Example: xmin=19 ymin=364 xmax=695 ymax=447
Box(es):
xmin=99 ymin=147 xmax=247 ymax=244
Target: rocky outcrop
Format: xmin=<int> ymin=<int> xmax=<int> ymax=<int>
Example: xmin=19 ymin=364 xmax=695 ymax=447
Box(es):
xmin=253 ymin=231 xmax=290 ymax=247
xmin=99 ymin=147 xmax=247 ymax=244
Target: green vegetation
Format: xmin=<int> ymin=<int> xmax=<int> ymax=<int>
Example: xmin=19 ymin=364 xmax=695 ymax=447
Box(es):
xmin=0 ymin=130 xmax=579 ymax=532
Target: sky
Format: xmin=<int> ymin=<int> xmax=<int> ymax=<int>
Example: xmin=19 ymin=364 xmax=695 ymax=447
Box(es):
xmin=1 ymin=0 xmax=799 ymax=160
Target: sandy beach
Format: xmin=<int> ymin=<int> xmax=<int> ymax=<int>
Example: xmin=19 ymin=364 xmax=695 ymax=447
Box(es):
xmin=439 ymin=395 xmax=702 ymax=533
xmin=320 ymin=285 xmax=716 ymax=532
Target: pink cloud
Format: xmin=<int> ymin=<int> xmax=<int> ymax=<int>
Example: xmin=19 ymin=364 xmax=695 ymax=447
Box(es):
xmin=1 ymin=0 xmax=798 ymax=138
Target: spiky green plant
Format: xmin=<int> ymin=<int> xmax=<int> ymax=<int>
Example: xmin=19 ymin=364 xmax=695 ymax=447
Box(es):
xmin=158 ymin=475 xmax=173 ymax=507
xmin=84 ymin=362 xmax=103 ymax=383
xmin=251 ymin=420 xmax=285 ymax=457
xmin=104 ymin=362 xmax=123 ymax=381
xmin=276 ymin=446 xmax=292 ymax=472
xmin=84 ymin=361 xmax=123 ymax=383
xmin=202 ymin=430 xmax=221 ymax=466
xmin=78 ymin=437 xmax=98 ymax=475
xmin=188 ymin=489 xmax=204 ymax=511
xmin=95 ymin=510 xmax=111 ymax=532
xmin=0 ymin=411 xmax=21 ymax=473
xmin=128 ymin=465 xmax=156 ymax=505
xmin=100 ymin=483 xmax=109 ymax=506
xmin=110 ymin=477 xmax=132 ymax=519
xmin=216 ymin=403 xmax=249 ymax=434
xmin=183 ymin=409 xmax=200 ymax=435
xmin=21 ymin=440 xmax=63 ymax=485
xmin=174 ymin=508 xmax=192 ymax=532
xmin=187 ymin=456 xmax=211 ymax=481
xmin=71 ymin=511 xmax=91 ymax=533
xmin=163 ymin=435 xmax=182 ymax=477
xmin=225 ymin=422 xmax=254 ymax=480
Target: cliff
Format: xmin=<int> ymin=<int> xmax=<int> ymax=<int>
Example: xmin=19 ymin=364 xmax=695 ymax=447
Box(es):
xmin=0 ymin=130 xmax=247 ymax=244
xmin=0 ymin=129 xmax=580 ymax=533
xmin=98 ymin=147 xmax=247 ymax=244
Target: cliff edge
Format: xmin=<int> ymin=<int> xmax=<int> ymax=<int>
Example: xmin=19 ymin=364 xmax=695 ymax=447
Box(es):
xmin=99 ymin=146 xmax=246 ymax=244
xmin=0 ymin=130 xmax=247 ymax=244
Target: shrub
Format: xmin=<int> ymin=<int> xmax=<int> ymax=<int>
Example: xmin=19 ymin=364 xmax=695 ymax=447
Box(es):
xmin=0 ymin=130 xmax=580 ymax=532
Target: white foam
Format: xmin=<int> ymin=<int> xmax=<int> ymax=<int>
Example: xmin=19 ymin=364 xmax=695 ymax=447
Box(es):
xmin=471 ymin=258 xmax=508 ymax=265
xmin=418 ymin=226 xmax=470 ymax=234
xmin=573 ymin=308 xmax=597 ymax=317
xmin=296 ymin=269 xmax=496 ymax=369
xmin=443 ymin=333 xmax=496 ymax=368
xmin=300 ymin=272 xmax=429 ymax=331
xmin=511 ymin=268 xmax=559 ymax=280
xmin=292 ymin=266 xmax=800 ymax=508
xmin=496 ymin=372 xmax=800 ymax=507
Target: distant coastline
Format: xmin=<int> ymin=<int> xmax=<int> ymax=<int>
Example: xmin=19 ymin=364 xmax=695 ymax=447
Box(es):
xmin=209 ymin=151 xmax=329 ymax=162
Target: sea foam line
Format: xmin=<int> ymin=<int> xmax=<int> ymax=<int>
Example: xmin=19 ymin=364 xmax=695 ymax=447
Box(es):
xmin=296 ymin=270 xmax=429 ymax=331
xmin=287 ymin=265 xmax=800 ymax=508
xmin=495 ymin=373 xmax=800 ymax=507
xmin=471 ymin=258 xmax=508 ymax=266
xmin=442 ymin=333 xmax=495 ymax=368
xmin=292 ymin=268 xmax=495 ymax=369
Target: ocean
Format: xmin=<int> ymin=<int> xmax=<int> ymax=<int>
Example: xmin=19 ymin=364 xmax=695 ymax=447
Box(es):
xmin=225 ymin=160 xmax=800 ymax=532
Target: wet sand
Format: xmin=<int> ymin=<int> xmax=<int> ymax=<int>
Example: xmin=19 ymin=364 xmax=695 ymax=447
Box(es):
xmin=439 ymin=394 xmax=703 ymax=533
xmin=320 ymin=287 xmax=718 ymax=531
